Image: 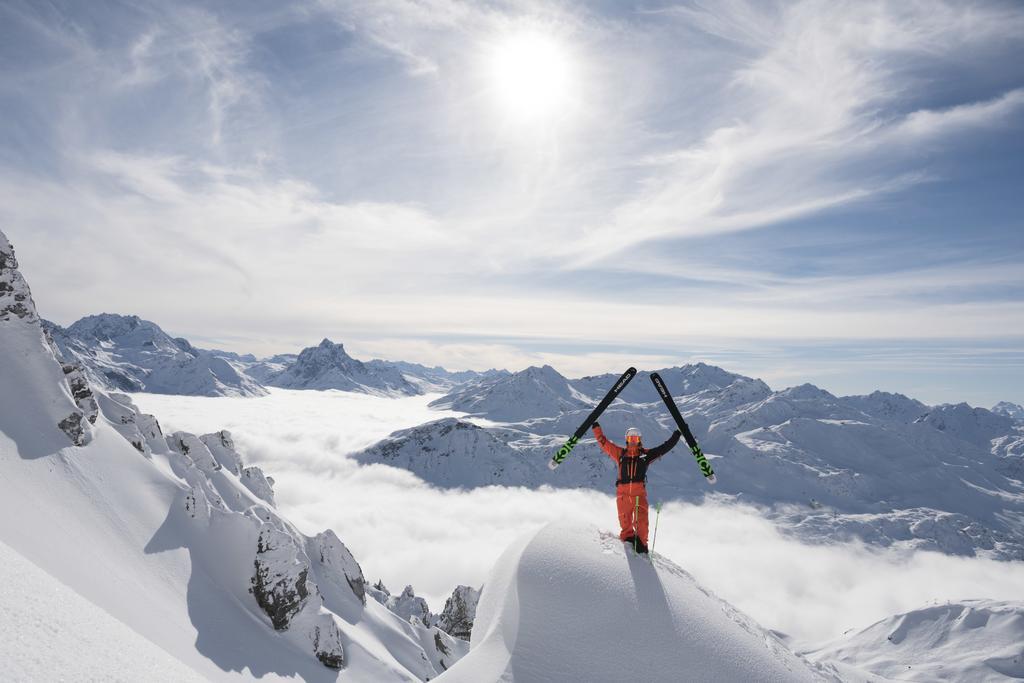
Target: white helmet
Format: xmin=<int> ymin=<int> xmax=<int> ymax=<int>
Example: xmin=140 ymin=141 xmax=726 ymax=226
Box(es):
xmin=625 ymin=427 xmax=641 ymax=441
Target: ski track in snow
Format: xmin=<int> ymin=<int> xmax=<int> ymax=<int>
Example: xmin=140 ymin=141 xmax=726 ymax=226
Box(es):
xmin=132 ymin=390 xmax=1024 ymax=646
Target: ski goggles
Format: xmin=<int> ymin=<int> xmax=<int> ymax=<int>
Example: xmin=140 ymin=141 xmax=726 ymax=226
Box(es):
xmin=625 ymin=431 xmax=641 ymax=443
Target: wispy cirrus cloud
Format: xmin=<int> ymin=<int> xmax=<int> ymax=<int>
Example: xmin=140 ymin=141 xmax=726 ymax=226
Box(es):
xmin=1 ymin=0 xmax=1022 ymax=403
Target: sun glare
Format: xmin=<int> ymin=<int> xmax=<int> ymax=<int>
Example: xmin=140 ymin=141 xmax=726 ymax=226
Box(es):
xmin=487 ymin=29 xmax=575 ymax=123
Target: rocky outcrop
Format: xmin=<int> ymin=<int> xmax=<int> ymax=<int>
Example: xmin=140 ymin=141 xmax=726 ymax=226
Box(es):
xmin=250 ymin=527 xmax=346 ymax=669
xmin=201 ymin=430 xmax=243 ymax=474
xmin=0 ymin=233 xmax=37 ymax=323
xmin=57 ymin=412 xmax=89 ymax=446
xmin=251 ymin=528 xmax=313 ymax=630
xmin=241 ymin=467 xmax=276 ymax=506
xmin=311 ymin=530 xmax=366 ymax=605
xmin=167 ymin=432 xmax=221 ymax=473
xmin=437 ymin=585 xmax=481 ymax=641
xmin=62 ymin=363 xmax=98 ymax=425
xmin=387 ymin=585 xmax=432 ymax=627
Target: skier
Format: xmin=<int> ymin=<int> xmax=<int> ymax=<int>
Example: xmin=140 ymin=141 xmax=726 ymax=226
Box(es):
xmin=592 ymin=423 xmax=680 ymax=554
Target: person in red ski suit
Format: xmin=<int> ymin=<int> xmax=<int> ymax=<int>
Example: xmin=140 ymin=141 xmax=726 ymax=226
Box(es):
xmin=592 ymin=423 xmax=680 ymax=554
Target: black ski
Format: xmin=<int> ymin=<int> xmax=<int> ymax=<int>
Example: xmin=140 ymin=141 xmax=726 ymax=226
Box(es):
xmin=549 ymin=367 xmax=637 ymax=469
xmin=650 ymin=372 xmax=716 ymax=483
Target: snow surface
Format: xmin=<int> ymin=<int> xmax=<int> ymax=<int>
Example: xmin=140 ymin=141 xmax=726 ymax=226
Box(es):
xmin=0 ymin=538 xmax=207 ymax=682
xmin=436 ymin=522 xmax=832 ymax=682
xmin=803 ymin=599 xmax=1024 ymax=681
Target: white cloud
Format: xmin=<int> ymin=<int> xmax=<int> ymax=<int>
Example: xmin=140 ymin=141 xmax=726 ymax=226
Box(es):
xmin=130 ymin=390 xmax=1024 ymax=644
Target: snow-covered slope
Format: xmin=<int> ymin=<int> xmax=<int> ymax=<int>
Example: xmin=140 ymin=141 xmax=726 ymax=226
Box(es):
xmin=436 ymin=522 xmax=833 ymax=682
xmin=803 ymin=600 xmax=1024 ymax=681
xmin=0 ymin=231 xmax=468 ymax=681
xmin=0 ymin=538 xmax=208 ymax=682
xmin=46 ymin=314 xmax=267 ymax=397
xmin=266 ymin=339 xmax=422 ymax=396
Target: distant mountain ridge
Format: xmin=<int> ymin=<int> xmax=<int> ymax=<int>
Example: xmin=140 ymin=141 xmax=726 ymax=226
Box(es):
xmin=44 ymin=315 xmax=503 ymax=398
xmin=361 ymin=364 xmax=1024 ymax=561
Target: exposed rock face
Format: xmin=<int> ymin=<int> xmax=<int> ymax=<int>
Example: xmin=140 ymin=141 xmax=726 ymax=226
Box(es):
xmin=437 ymin=585 xmax=481 ymax=641
xmin=58 ymin=412 xmax=88 ymax=446
xmin=0 ymin=233 xmax=37 ymax=323
xmin=266 ymin=338 xmax=420 ymax=395
xmin=62 ymin=363 xmax=98 ymax=425
xmin=250 ymin=527 xmax=346 ymax=669
xmin=251 ymin=528 xmax=312 ymax=630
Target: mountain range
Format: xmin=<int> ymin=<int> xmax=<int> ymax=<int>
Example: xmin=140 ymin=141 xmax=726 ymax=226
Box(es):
xmin=359 ymin=364 xmax=1024 ymax=561
xmin=44 ymin=314 xmax=504 ymax=398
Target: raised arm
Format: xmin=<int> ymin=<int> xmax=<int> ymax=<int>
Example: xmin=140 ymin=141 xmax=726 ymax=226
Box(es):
xmin=592 ymin=423 xmax=623 ymax=462
xmin=644 ymin=430 xmax=681 ymax=463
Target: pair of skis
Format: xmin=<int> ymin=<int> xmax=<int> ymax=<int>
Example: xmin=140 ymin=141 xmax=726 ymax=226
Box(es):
xmin=548 ymin=368 xmax=717 ymax=484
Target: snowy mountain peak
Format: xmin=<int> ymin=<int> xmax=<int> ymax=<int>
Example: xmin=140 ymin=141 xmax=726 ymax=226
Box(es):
xmin=267 ymin=338 xmax=421 ymax=395
xmin=780 ymin=383 xmax=837 ymax=401
xmin=993 ymin=401 xmax=1024 ymax=422
xmin=47 ymin=314 xmax=267 ymax=397
xmin=67 ymin=313 xmax=157 ymax=342
xmin=429 ymin=364 xmax=588 ymax=422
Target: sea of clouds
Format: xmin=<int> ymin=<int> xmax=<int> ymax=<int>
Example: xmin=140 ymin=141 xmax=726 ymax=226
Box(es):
xmin=133 ymin=389 xmax=1024 ymax=646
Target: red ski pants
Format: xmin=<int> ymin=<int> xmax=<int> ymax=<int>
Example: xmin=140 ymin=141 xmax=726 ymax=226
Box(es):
xmin=616 ymin=483 xmax=649 ymax=544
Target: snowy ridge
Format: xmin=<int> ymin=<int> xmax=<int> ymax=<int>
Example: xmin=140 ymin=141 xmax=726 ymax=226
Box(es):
xmin=803 ymin=599 xmax=1024 ymax=681
xmin=46 ymin=314 xmax=267 ymax=397
xmin=436 ymin=522 xmax=834 ymax=682
xmin=0 ymin=230 xmax=470 ymax=680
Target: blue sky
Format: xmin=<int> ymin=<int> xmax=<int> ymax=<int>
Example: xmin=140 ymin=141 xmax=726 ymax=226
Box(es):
xmin=1 ymin=0 xmax=1022 ymax=406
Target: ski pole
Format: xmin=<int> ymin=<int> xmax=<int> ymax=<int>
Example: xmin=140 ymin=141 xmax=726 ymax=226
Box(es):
xmin=634 ymin=496 xmax=639 ymax=554
xmin=651 ymin=502 xmax=662 ymax=554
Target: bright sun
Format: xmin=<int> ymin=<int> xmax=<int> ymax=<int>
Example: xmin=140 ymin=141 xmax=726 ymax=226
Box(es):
xmin=487 ymin=30 xmax=575 ymax=123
